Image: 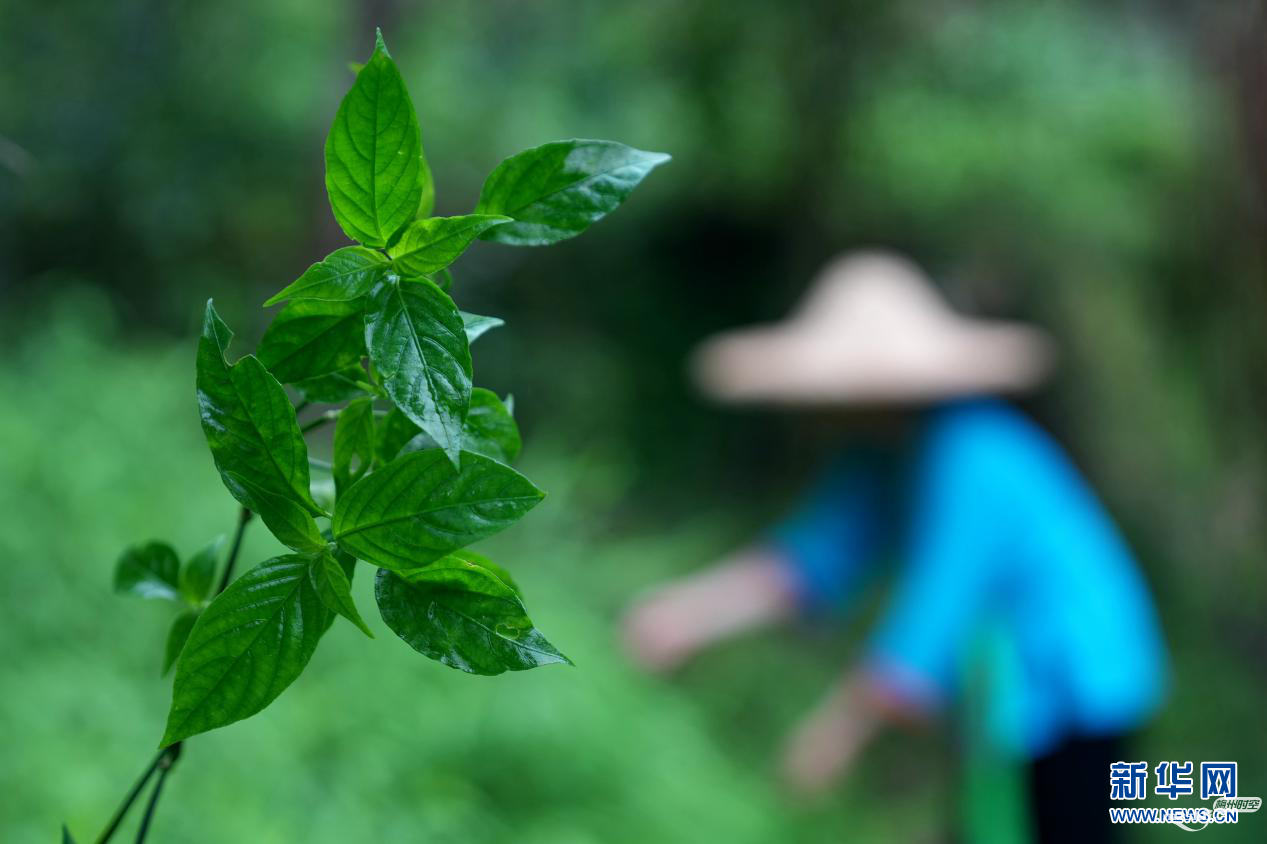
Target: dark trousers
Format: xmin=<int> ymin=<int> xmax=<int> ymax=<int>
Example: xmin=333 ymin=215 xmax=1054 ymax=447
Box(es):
xmin=1028 ymin=734 xmax=1125 ymax=844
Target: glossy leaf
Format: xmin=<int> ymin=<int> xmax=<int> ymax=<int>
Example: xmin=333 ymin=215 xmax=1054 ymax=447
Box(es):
xmin=292 ymin=365 xmax=373 ymax=404
xmin=310 ymin=550 xmax=373 ymax=638
xmin=461 ymin=311 xmax=504 ymax=343
xmin=462 ymin=389 xmax=522 ymax=463
xmin=393 ymin=388 xmax=520 ymax=464
xmin=333 ymin=397 xmax=375 ymax=491
xmin=161 ymin=555 xmax=329 ymax=745
xmin=324 ymin=31 xmax=427 ymax=247
xmin=114 ymin=541 xmax=181 ymax=601
xmin=264 ymin=246 xmax=390 ymax=306
xmin=475 ymin=139 xmax=670 ymax=246
xmin=332 ymin=449 xmax=544 ymax=571
xmin=197 ymin=302 xmax=326 ymax=551
xmin=453 ymin=548 xmax=523 ymax=600
xmin=375 ymin=555 xmax=569 ymax=675
xmin=257 ymin=299 xmax=366 ymax=386
xmin=388 ymin=214 xmax=509 ymax=276
xmin=180 ymin=535 xmax=223 ymax=604
xmin=374 ymin=405 xmax=421 ymax=467
xmin=364 ymin=279 xmax=471 ymax=463
xmin=162 ymin=609 xmax=199 ymax=676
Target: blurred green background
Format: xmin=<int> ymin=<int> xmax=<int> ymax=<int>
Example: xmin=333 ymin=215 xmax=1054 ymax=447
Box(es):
xmin=2 ymin=1 xmax=1265 ymax=841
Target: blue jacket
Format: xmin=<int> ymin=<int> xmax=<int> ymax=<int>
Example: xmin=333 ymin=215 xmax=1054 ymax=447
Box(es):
xmin=772 ymin=399 xmax=1167 ymax=758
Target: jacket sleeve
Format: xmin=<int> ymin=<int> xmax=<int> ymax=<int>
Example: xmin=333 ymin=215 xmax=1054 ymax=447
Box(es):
xmin=768 ymin=451 xmax=891 ymax=615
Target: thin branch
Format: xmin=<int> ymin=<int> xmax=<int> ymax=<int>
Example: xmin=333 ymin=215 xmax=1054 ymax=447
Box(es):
xmin=215 ymin=508 xmax=253 ymax=595
xmin=300 ymin=410 xmax=340 ymax=434
xmin=133 ymin=743 xmax=181 ymax=844
xmin=92 ymin=752 xmax=163 ymax=844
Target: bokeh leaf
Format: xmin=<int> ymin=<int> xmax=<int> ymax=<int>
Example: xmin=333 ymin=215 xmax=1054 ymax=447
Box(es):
xmin=197 ymin=301 xmax=326 ymax=551
xmin=179 ymin=535 xmax=223 ymax=604
xmin=388 ymin=214 xmax=510 ymax=276
xmin=375 ymin=554 xmax=568 ymax=675
xmin=161 ymin=555 xmax=329 ymax=745
xmin=264 ymin=246 xmax=390 ymax=306
xmin=309 ymin=550 xmax=373 ymax=638
xmin=324 ymin=31 xmax=427 ymax=247
xmin=332 ymin=449 xmax=544 ymax=571
xmin=162 ymin=609 xmax=199 ymax=676
xmin=364 ymin=279 xmax=471 ymax=463
xmin=113 ymin=541 xmax=181 ymax=601
xmin=476 ymin=139 xmax=669 ymax=246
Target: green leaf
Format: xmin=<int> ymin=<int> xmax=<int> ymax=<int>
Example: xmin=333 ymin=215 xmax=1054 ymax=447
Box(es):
xmin=62 ymin=824 xmax=76 ymax=844
xmin=387 ymin=214 xmax=510 ymax=276
xmin=333 ymin=397 xmax=375 ymax=491
xmin=374 ymin=405 xmax=421 ymax=467
xmin=292 ymin=365 xmax=373 ymax=404
xmin=431 ymin=267 xmax=453 ymax=292
xmin=197 ymin=302 xmax=326 ymax=551
xmin=364 ymin=279 xmax=471 ymax=463
xmin=180 ymin=535 xmax=223 ymax=604
xmin=454 ymin=548 xmax=524 ymax=600
xmin=114 ymin=541 xmax=181 ymax=601
xmin=390 ymin=387 xmax=521 ymax=464
xmin=375 ymin=555 xmax=568 ymax=675
xmin=309 ymin=550 xmax=373 ymax=638
xmin=162 ymin=609 xmax=199 ymax=676
xmin=475 ymin=139 xmax=670 ymax=246
xmin=332 ymin=449 xmax=544 ymax=571
xmin=161 ymin=555 xmax=329 ymax=745
xmin=324 ymin=31 xmax=428 ymax=247
xmin=461 ymin=311 xmax=504 ymax=343
xmin=257 ymin=299 xmax=366 ymax=386
xmin=463 ymin=389 xmax=522 ymax=463
xmin=264 ymin=246 xmax=390 ymax=306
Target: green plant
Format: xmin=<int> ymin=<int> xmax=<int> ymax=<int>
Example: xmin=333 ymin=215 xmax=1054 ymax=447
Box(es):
xmin=74 ymin=30 xmax=667 ymax=843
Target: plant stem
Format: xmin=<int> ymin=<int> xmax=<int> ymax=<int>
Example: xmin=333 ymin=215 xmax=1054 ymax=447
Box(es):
xmin=215 ymin=507 xmax=253 ymax=595
xmin=300 ymin=409 xmax=339 ymax=434
xmin=91 ymin=751 xmax=162 ymax=844
xmin=133 ymin=743 xmax=181 ymax=844
xmin=93 ymin=509 xmax=251 ymax=844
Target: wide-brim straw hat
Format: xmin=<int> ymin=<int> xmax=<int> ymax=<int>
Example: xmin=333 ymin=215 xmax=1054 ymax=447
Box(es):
xmin=690 ymin=250 xmax=1055 ymax=406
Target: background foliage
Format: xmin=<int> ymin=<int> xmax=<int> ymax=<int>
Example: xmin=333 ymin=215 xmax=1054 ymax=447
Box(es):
xmin=2 ymin=0 xmax=1264 ymax=841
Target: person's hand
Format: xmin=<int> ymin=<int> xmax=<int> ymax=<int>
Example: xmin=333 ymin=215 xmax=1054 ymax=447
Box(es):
xmin=621 ymin=589 xmax=700 ymax=672
xmin=778 ymin=680 xmax=877 ymax=797
xmin=622 ymin=550 xmax=798 ymax=672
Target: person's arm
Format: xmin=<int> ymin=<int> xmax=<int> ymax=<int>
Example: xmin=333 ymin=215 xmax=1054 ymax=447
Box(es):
xmin=623 ymin=453 xmax=888 ymax=671
xmin=622 ymin=546 xmax=798 ymax=671
xmin=778 ymin=668 xmax=934 ymax=795
xmin=781 ymin=417 xmax=1006 ymax=795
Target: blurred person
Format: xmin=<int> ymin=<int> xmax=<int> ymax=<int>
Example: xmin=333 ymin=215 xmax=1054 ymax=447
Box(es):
xmin=622 ymin=252 xmax=1168 ymax=843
